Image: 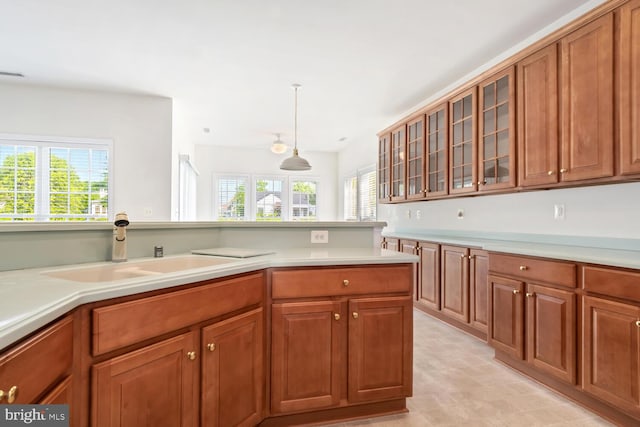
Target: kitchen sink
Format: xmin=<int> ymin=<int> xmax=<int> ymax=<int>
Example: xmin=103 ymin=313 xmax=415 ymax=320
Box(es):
xmin=43 ymin=255 xmax=236 ymax=283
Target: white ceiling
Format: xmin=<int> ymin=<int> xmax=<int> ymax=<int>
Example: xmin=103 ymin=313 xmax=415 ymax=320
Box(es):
xmin=0 ymin=0 xmax=595 ymax=152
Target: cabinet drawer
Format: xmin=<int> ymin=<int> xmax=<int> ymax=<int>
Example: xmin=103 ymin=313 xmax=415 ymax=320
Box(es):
xmin=0 ymin=315 xmax=73 ymax=403
xmin=582 ymin=265 xmax=640 ymax=303
xmin=489 ymin=253 xmax=576 ymax=288
xmin=93 ymin=273 xmax=263 ymax=356
xmin=271 ymin=265 xmax=413 ymax=299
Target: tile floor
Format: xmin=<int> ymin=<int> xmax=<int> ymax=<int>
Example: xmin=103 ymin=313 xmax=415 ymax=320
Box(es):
xmin=324 ymin=309 xmax=614 ymax=427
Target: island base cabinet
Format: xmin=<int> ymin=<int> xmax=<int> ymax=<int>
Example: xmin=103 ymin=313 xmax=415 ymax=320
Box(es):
xmin=92 ymin=332 xmax=199 ymax=427
xmin=582 ymin=296 xmax=640 ymax=418
xmin=348 ymin=296 xmax=413 ymax=403
xmin=201 ymin=308 xmax=263 ymax=427
xmin=270 ymin=301 xmax=342 ymax=414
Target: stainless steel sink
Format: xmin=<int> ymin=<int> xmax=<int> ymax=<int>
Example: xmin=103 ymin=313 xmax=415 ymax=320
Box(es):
xmin=43 ymin=255 xmax=235 ymax=283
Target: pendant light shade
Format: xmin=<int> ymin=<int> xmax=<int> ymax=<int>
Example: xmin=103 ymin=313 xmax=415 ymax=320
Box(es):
xmin=270 ymin=133 xmax=287 ymax=154
xmin=280 ymin=84 xmax=311 ymax=171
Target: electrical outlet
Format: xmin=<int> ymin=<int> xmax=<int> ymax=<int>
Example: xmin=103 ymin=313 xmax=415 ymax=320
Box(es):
xmin=311 ymin=230 xmax=329 ymax=244
xmin=416 ymin=210 xmax=421 ymax=220
xmin=554 ymin=204 xmax=565 ymax=220
xmin=406 ymin=209 xmax=411 ymax=219
xmin=143 ymin=207 xmax=153 ymax=217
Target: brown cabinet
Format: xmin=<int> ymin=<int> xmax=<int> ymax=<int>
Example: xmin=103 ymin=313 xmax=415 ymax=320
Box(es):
xmin=377 ymin=133 xmax=391 ymax=203
xmin=270 ymin=266 xmax=413 ymax=415
xmin=417 ymin=241 xmax=440 ymax=311
xmin=0 ymin=315 xmax=73 ymax=406
xmin=406 ymin=115 xmax=425 ymax=200
xmin=559 ymin=13 xmax=614 ymax=182
xmin=449 ymin=88 xmax=477 ymax=195
xmin=478 ymin=67 xmax=516 ymax=191
xmin=469 ymin=249 xmax=489 ymax=333
xmin=489 ymin=254 xmax=576 ymax=384
xmin=517 ymin=44 xmax=559 ymax=187
xmin=619 ymin=0 xmax=640 ymax=176
xmin=441 ymin=245 xmax=470 ymax=323
xmin=425 ymin=104 xmax=448 ymax=197
xmin=390 ymin=125 xmax=406 ymax=201
xmin=381 ymin=237 xmax=400 ymax=251
xmin=90 ymin=273 xmax=265 ymax=427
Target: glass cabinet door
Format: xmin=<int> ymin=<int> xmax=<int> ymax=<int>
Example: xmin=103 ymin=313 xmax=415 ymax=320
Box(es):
xmin=406 ymin=116 xmax=425 ymax=200
xmin=391 ymin=125 xmax=406 ymax=201
xmin=478 ymin=67 xmax=516 ymax=190
xmin=449 ymin=88 xmax=477 ymax=194
xmin=426 ymin=104 xmax=448 ymax=197
xmin=377 ymin=133 xmax=391 ymax=203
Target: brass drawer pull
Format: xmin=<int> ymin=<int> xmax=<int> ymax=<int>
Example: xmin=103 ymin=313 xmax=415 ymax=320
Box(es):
xmin=636 ymin=320 xmax=640 ymax=327
xmin=526 ymin=292 xmax=535 ymax=298
xmin=207 ymin=343 xmax=216 ymax=352
xmin=560 ymin=168 xmax=567 ymax=173
xmin=548 ymin=170 xmax=554 ymax=175
xmin=519 ymin=265 xmax=528 ymax=271
xmin=334 ymin=313 xmax=341 ymax=321
xmin=187 ymin=351 xmax=196 ymax=360
xmin=513 ymin=289 xmax=520 ymax=295
xmin=0 ymin=386 xmax=18 ymax=403
xmin=343 ymin=279 xmax=350 ymax=287
xmin=352 ymin=312 xmax=359 ymax=319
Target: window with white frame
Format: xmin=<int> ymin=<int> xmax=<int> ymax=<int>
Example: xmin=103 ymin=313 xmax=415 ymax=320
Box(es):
xmin=291 ymin=180 xmax=317 ymax=221
xmin=255 ymin=177 xmax=284 ymax=221
xmin=343 ymin=166 xmax=376 ymax=221
xmin=216 ymin=176 xmax=248 ymax=220
xmin=0 ymin=137 xmax=111 ymax=221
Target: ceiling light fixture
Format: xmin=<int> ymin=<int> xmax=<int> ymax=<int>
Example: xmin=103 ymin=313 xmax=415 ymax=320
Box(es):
xmin=280 ymin=84 xmax=311 ymax=171
xmin=271 ymin=133 xmax=287 ymax=154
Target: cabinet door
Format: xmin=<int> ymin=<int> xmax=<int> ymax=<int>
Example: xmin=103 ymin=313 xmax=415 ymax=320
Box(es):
xmin=560 ymin=13 xmax=614 ymax=181
xmin=377 ymin=133 xmax=391 ymax=202
xmin=583 ymin=296 xmax=640 ymax=417
xmin=383 ymin=238 xmax=400 ymax=252
xmin=440 ymin=245 xmax=469 ymax=323
xmin=390 ymin=125 xmax=406 ymax=201
xmin=201 ymin=308 xmax=263 ymax=427
xmin=478 ymin=67 xmax=516 ymax=190
xmin=469 ymin=249 xmax=488 ymax=333
xmin=517 ymin=44 xmax=559 ymax=186
xmin=620 ymin=0 xmax=640 ymax=175
xmin=449 ymin=88 xmax=477 ymax=194
xmin=92 ymin=332 xmax=199 ymax=427
xmin=39 ymin=376 xmax=72 ymax=405
xmin=406 ymin=116 xmax=425 ymax=200
xmin=418 ymin=242 xmax=440 ymax=311
xmin=488 ymin=275 xmax=524 ymax=359
xmin=348 ymin=296 xmax=412 ymax=403
xmin=271 ymin=301 xmax=342 ymax=414
xmin=526 ymin=284 xmax=575 ymax=384
xmin=425 ymin=105 xmax=448 ymax=197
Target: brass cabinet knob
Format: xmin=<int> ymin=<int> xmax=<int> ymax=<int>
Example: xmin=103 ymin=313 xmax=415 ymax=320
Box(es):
xmin=187 ymin=351 xmax=196 ymax=360
xmin=560 ymin=168 xmax=567 ymax=173
xmin=207 ymin=343 xmax=216 ymax=352
xmin=343 ymin=279 xmax=350 ymax=287
xmin=526 ymin=292 xmax=535 ymax=298
xmin=1 ymin=386 xmax=18 ymax=403
xmin=513 ymin=289 xmax=520 ymax=295
xmin=468 ymin=255 xmax=474 ymax=260
xmin=548 ymin=171 xmax=554 ymax=175
xmin=352 ymin=312 xmax=359 ymax=319
xmin=334 ymin=313 xmax=341 ymax=321
xmin=519 ymin=265 xmax=528 ymax=271
xmin=460 ymin=254 xmax=466 ymax=259
xmin=635 ymin=320 xmax=640 ymax=327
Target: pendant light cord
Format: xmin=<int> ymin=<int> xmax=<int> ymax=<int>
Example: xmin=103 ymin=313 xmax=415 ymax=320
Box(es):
xmin=293 ymin=83 xmax=300 ymax=152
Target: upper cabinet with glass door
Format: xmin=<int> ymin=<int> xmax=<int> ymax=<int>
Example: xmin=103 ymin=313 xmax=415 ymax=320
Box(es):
xmin=406 ymin=116 xmax=425 ymax=200
xmin=478 ymin=67 xmax=516 ymax=191
xmin=449 ymin=88 xmax=477 ymax=195
xmin=377 ymin=133 xmax=391 ymax=203
xmin=390 ymin=125 xmax=407 ymax=202
xmin=425 ymin=104 xmax=448 ymax=198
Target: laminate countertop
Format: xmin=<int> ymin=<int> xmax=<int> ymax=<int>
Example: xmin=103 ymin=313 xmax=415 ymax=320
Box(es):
xmin=0 ymin=247 xmax=417 ymax=350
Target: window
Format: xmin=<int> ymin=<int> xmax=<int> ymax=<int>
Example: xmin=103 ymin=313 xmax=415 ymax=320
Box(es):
xmin=0 ymin=136 xmax=111 ymax=221
xmin=255 ymin=177 xmax=284 ymax=221
xmin=291 ymin=180 xmax=317 ymax=221
xmin=343 ymin=166 xmax=376 ymax=221
xmin=216 ymin=176 xmax=247 ymax=221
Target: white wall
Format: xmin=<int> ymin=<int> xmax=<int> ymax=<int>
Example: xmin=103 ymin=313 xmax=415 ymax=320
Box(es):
xmin=0 ymin=83 xmax=173 ymax=221
xmin=194 ymin=144 xmax=338 ymax=220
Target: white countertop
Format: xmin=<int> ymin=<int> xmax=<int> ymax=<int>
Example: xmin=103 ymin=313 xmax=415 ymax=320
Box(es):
xmin=0 ymin=247 xmax=417 ymax=350
xmin=384 ymin=231 xmax=640 ymax=270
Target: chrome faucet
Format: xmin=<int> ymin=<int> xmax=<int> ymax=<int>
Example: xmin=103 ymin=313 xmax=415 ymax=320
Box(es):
xmin=112 ymin=212 xmax=130 ymax=262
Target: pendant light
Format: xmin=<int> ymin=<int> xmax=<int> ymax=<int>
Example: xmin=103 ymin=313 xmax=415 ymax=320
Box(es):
xmin=280 ymin=84 xmax=312 ymax=171
xmin=270 ymin=133 xmax=287 ymax=154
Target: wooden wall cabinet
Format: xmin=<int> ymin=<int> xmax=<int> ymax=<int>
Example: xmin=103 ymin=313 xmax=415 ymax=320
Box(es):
xmin=377 ymin=133 xmax=391 ymax=203
xmin=90 ymin=274 xmax=265 ymax=427
xmin=0 ymin=315 xmax=74 ymax=408
xmin=390 ymin=125 xmax=407 ymax=202
xmin=478 ymin=67 xmax=516 ymax=191
xmin=406 ymin=116 xmax=425 ymax=200
xmin=270 ymin=266 xmax=413 ymax=416
xmin=488 ymin=254 xmax=576 ymax=385
xmin=449 ymin=88 xmax=477 ymax=195
xmin=559 ymin=13 xmax=614 ymax=182
xmin=425 ymin=105 xmax=448 ymax=197
xmin=619 ymin=0 xmax=640 ymax=176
